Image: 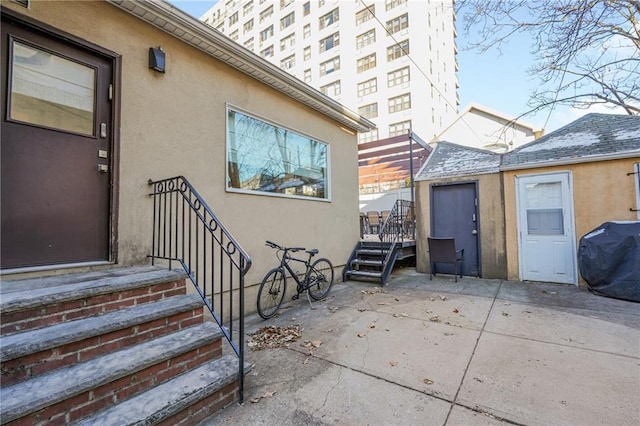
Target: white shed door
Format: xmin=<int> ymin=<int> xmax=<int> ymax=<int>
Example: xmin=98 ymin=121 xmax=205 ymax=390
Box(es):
xmin=517 ymin=172 xmax=577 ymax=285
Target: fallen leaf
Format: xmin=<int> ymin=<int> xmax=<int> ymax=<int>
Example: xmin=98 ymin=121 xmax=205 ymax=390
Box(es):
xmin=358 ymin=308 xmax=366 ymax=312
xmin=357 ymin=332 xmax=367 ymax=338
xmin=368 ymin=322 xmax=376 ymax=329
xmin=377 ymin=302 xmax=390 ymax=306
xmin=311 ymin=340 xmax=322 ymax=348
xmin=250 ymin=398 xmax=261 ymax=403
xmin=390 ymin=361 xmax=398 ymax=367
xmin=430 ymin=297 xmax=436 ymax=302
xmin=323 ymin=329 xmax=333 ymax=333
xmin=262 ymin=391 xmax=276 ymax=398
xmin=430 ymin=315 xmax=440 ymax=322
xmin=502 ymin=312 xmax=509 ymax=317
xmin=453 ymin=308 xmax=459 ymax=313
xmin=423 ymin=378 xmax=434 ymax=385
xmin=395 ymin=297 xmax=400 ymax=301
xmin=303 ymin=357 xmax=310 ymax=365
xmin=438 ymin=295 xmax=447 ymax=301
xmin=400 ymin=312 xmax=409 ymax=317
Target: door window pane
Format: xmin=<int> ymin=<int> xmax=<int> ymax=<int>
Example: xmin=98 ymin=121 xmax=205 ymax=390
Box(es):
xmin=525 ymin=182 xmax=564 ymax=235
xmin=10 ymin=40 xmax=95 ymax=136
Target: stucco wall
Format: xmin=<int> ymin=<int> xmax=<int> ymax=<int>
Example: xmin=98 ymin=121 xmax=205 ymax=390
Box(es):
xmin=503 ymin=157 xmax=640 ymax=285
xmin=6 ymin=2 xmax=361 ymax=292
xmin=415 ymin=173 xmax=507 ymax=279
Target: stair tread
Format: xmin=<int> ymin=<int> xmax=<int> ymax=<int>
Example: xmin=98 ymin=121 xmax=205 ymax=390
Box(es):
xmin=0 ymin=322 xmax=220 ymax=423
xmin=1 ymin=294 xmax=205 ymax=362
xmin=352 ymin=259 xmax=383 ymax=266
xmin=347 ymin=270 xmax=383 ymax=278
xmin=77 ymin=355 xmax=251 ymax=426
xmin=0 ymin=266 xmax=187 ymax=313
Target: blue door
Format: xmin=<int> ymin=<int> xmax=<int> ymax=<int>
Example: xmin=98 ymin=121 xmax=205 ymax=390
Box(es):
xmin=430 ymin=182 xmax=480 ymax=276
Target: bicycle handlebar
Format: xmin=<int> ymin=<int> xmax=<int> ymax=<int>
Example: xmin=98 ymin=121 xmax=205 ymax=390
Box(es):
xmin=265 ymin=240 xmax=305 ymax=252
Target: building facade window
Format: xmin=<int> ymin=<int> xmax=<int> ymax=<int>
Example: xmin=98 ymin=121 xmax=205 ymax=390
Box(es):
xmin=319 ymin=56 xmax=340 ymax=76
xmin=260 ymin=45 xmax=274 ymax=57
xmin=304 ymin=68 xmax=312 ymax=82
xmin=280 ymin=12 xmax=295 ymax=30
xmin=389 ymin=120 xmax=411 ymax=136
xmin=387 ymin=40 xmax=409 ymax=61
xmin=303 ymin=24 xmax=311 ymax=39
xmin=260 ymin=25 xmax=274 ymax=42
xmin=320 ymin=80 xmax=341 ymax=97
xmin=280 ymin=33 xmax=295 ymax=50
xmin=227 ymin=108 xmax=329 ymax=200
xmin=355 ymin=5 xmax=375 ymax=25
xmin=358 ymin=129 xmax=379 ymax=143
xmin=229 ymin=11 xmax=239 ymax=26
xmin=357 ymin=78 xmax=377 ymax=96
xmin=386 ymin=13 xmax=408 ymax=34
xmin=243 ymin=1 xmax=254 ymax=16
xmin=358 ymin=103 xmax=378 ymax=119
xmin=357 ymin=53 xmax=376 ymax=72
xmin=280 ymin=0 xmax=294 ymax=8
xmin=388 ymin=93 xmax=411 ymax=113
xmin=385 ymin=0 xmax=407 ymax=11
xmin=229 ymin=29 xmax=238 ymax=41
xmin=319 ymin=8 xmax=339 ymax=30
xmin=244 ymin=37 xmax=254 ymax=50
xmin=356 ymin=29 xmax=376 ymax=49
xmin=259 ymin=5 xmax=273 ymax=23
xmin=303 ymin=1 xmax=310 ymax=16
xmin=243 ymin=19 xmax=254 ymax=33
xmin=387 ymin=66 xmax=410 ymax=87
xmin=304 ymin=46 xmax=311 ymax=60
xmin=319 ymin=32 xmax=340 ymax=52
xmin=281 ymin=54 xmax=295 ymax=70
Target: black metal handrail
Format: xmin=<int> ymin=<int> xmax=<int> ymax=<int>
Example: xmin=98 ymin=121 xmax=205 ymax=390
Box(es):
xmin=148 ymin=176 xmax=252 ymax=402
xmin=378 ymin=199 xmax=414 ymax=284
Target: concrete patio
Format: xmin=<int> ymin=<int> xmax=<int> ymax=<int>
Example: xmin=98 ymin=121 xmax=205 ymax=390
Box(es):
xmin=203 ymin=269 xmax=640 ymax=425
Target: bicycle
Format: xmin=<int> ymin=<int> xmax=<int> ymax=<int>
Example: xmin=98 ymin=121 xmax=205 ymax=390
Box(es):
xmin=257 ymin=240 xmax=335 ymax=319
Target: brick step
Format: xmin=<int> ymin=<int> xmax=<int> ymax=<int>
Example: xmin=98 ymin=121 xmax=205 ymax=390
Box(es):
xmin=0 ymin=266 xmax=188 ymax=335
xmin=1 ymin=294 xmax=204 ymax=386
xmin=77 ymin=355 xmax=251 ymax=426
xmin=0 ymin=322 xmax=223 ymax=425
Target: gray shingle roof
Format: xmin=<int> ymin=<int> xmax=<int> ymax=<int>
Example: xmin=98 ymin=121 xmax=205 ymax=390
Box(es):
xmin=415 ymin=141 xmax=501 ymax=180
xmin=417 ymin=113 xmax=640 ymax=181
xmin=501 ymin=113 xmax=640 ymax=168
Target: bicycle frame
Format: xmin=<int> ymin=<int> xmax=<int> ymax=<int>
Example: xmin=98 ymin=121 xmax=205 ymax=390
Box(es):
xmin=278 ymin=250 xmax=314 ymax=295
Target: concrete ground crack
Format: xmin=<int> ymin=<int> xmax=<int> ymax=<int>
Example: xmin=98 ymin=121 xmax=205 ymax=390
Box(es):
xmin=314 ymin=365 xmax=342 ymax=416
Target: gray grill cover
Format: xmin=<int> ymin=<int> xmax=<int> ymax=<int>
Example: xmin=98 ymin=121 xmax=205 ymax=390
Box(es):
xmin=578 ymin=221 xmax=640 ymax=302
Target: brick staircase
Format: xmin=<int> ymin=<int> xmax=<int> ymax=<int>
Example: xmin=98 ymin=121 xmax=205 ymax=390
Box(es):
xmin=0 ymin=266 xmax=248 ymax=425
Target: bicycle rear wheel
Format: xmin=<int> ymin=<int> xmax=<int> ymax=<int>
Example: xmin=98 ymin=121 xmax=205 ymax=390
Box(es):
xmin=257 ymin=268 xmax=286 ymax=319
xmin=307 ymin=258 xmax=334 ymax=300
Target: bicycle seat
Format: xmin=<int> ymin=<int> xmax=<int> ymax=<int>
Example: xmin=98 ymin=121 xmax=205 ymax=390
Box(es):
xmin=306 ymin=249 xmax=319 ymax=256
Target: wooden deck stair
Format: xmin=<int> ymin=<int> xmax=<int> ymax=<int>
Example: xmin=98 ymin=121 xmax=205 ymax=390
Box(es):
xmin=0 ymin=266 xmax=249 ymax=425
xmin=343 ymin=240 xmax=416 ymax=285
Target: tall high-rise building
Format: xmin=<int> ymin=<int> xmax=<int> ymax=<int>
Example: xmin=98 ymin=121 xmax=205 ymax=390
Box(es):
xmin=203 ymin=0 xmax=459 ymax=192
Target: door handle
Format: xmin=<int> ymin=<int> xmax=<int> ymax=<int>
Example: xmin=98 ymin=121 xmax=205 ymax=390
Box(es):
xmin=98 ymin=164 xmax=109 ymax=173
xmin=472 ymin=229 xmax=478 ymax=235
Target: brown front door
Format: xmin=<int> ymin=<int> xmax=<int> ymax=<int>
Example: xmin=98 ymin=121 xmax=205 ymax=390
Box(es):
xmin=1 ymin=15 xmax=113 ymax=269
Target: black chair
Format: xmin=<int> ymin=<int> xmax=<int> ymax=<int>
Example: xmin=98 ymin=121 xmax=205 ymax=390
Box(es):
xmin=427 ymin=237 xmax=464 ymax=282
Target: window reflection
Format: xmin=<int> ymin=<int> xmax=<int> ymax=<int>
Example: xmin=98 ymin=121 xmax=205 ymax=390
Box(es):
xmin=227 ymin=109 xmax=328 ymax=200
xmin=10 ymin=40 xmax=95 ymax=135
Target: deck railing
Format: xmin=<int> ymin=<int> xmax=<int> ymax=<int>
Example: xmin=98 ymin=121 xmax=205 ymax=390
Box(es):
xmin=148 ymin=176 xmax=252 ymax=402
xmin=378 ymin=199 xmax=414 ymax=284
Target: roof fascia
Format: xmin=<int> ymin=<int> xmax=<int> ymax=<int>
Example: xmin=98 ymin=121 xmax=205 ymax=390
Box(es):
xmin=500 ymin=150 xmax=640 ymax=171
xmin=105 ymin=0 xmax=376 ymax=133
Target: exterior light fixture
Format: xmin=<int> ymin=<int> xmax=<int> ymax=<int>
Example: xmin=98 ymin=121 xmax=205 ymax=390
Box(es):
xmin=149 ymin=47 xmax=165 ymax=73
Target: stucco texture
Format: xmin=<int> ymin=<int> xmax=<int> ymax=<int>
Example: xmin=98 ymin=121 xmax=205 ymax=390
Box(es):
xmin=503 ymin=157 xmax=640 ymax=285
xmin=415 ymin=173 xmax=507 ymax=279
xmin=6 ymin=1 xmax=361 ymax=294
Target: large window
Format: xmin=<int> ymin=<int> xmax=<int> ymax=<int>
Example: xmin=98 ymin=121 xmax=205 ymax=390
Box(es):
xmin=356 ymin=5 xmax=375 ymax=25
xmin=320 ymin=56 xmax=340 ymax=76
xmin=387 ymin=40 xmax=409 ymax=61
xmin=227 ymin=108 xmax=329 ymax=200
xmin=388 ymin=66 xmax=410 ymax=87
xmin=357 ymin=78 xmax=377 ymax=96
xmin=319 ymin=32 xmax=340 ymax=52
xmin=358 ymin=103 xmax=378 ymax=119
xmin=388 ymin=93 xmax=411 ymax=113
xmin=280 ymin=12 xmax=295 ymax=30
xmin=356 ymin=29 xmax=376 ymax=49
xmin=386 ymin=13 xmax=408 ymax=34
xmin=319 ymin=8 xmax=339 ymax=29
xmin=357 ymin=53 xmax=376 ymax=72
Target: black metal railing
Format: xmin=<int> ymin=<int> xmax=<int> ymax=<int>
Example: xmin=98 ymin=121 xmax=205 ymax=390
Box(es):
xmin=148 ymin=176 xmax=252 ymax=402
xmin=378 ymin=199 xmax=414 ymax=284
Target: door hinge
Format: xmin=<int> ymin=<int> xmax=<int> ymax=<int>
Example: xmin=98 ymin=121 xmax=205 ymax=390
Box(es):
xmin=108 ymin=84 xmax=113 ymax=101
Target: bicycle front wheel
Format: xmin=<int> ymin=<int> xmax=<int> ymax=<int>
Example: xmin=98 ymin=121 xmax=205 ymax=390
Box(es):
xmin=307 ymin=258 xmax=334 ymax=300
xmin=257 ymin=267 xmax=287 ymax=319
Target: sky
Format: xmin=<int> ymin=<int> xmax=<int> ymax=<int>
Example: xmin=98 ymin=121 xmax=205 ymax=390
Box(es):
xmin=167 ymin=0 xmax=616 ymax=134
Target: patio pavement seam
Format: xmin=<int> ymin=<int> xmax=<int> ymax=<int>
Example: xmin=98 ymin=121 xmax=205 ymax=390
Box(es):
xmin=445 ymin=279 xmax=505 ymax=425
